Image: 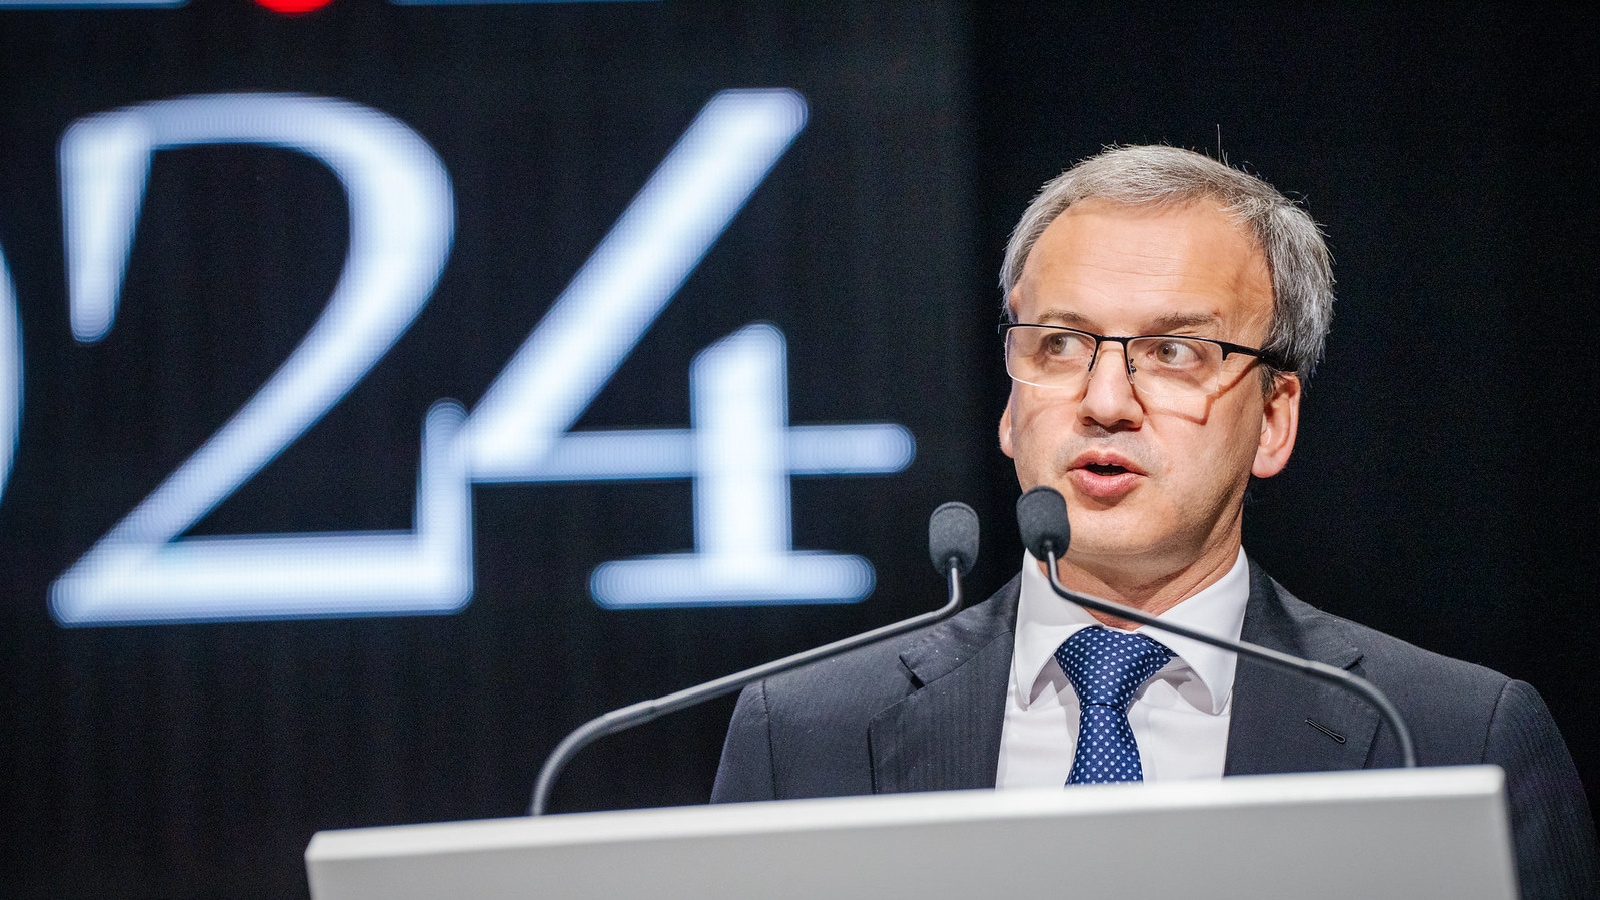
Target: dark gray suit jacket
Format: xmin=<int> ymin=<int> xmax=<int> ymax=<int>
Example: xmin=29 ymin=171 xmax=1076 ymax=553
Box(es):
xmin=712 ymin=560 xmax=1600 ymax=900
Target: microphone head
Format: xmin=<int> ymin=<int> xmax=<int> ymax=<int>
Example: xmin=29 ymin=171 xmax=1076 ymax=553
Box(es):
xmin=928 ymin=501 xmax=979 ymax=577
xmin=1016 ymin=486 xmax=1071 ymax=560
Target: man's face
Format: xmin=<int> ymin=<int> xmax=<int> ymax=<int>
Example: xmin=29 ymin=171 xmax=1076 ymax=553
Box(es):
xmin=999 ymin=198 xmax=1300 ymax=584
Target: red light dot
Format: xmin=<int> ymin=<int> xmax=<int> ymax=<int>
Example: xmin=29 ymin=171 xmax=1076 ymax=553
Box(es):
xmin=256 ymin=0 xmax=334 ymax=14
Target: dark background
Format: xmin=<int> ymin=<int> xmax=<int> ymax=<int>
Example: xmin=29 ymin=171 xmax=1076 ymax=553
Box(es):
xmin=1 ymin=2 xmax=1596 ymax=897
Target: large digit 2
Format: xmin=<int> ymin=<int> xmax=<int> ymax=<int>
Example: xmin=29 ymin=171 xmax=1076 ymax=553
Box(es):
xmin=50 ymin=94 xmax=467 ymax=625
xmin=0 ymin=243 xmax=20 ymax=507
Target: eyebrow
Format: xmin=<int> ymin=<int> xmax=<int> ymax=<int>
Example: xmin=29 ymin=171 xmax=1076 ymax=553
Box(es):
xmin=1032 ymin=309 xmax=1223 ymax=334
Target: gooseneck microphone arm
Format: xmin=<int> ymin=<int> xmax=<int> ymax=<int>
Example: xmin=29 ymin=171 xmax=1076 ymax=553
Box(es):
xmin=1016 ymin=487 xmax=1417 ymax=769
xmin=528 ymin=501 xmax=981 ymax=816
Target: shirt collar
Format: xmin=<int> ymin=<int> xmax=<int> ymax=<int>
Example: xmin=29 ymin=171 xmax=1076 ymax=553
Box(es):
xmin=1011 ymin=547 xmax=1251 ymax=716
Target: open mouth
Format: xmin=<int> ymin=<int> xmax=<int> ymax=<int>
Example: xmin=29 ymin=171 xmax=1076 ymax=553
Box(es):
xmin=1084 ymin=463 xmax=1129 ymax=476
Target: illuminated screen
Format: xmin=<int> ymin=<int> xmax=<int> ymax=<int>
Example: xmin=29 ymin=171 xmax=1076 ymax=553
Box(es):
xmin=0 ymin=8 xmax=978 ymax=623
xmin=4 ymin=4 xmax=1596 ymax=899
xmin=0 ymin=2 xmax=983 ymax=895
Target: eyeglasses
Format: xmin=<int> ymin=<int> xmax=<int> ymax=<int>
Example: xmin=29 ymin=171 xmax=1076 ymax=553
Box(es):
xmin=998 ymin=323 xmax=1287 ymax=402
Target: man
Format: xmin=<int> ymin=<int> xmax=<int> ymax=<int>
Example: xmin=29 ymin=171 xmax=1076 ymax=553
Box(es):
xmin=710 ymin=146 xmax=1598 ymax=898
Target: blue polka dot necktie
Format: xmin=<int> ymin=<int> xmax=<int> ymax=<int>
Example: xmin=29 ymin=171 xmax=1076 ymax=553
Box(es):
xmin=1055 ymin=625 xmax=1174 ymax=785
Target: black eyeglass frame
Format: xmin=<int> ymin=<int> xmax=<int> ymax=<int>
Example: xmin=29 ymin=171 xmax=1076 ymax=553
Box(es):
xmin=996 ymin=322 xmax=1293 ymax=376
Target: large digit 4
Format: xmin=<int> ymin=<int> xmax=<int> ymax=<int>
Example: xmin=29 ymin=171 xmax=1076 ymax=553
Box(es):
xmin=50 ymin=94 xmax=466 ymax=625
xmin=459 ymin=90 xmax=809 ymax=476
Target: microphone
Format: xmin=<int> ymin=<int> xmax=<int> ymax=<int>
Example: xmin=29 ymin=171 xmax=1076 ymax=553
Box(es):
xmin=928 ymin=499 xmax=980 ymax=578
xmin=1015 ymin=486 xmax=1417 ymax=768
xmin=528 ymin=501 xmax=981 ymax=815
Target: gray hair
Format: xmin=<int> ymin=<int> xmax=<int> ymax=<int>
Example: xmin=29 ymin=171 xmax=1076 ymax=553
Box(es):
xmin=1000 ymin=145 xmax=1333 ymax=383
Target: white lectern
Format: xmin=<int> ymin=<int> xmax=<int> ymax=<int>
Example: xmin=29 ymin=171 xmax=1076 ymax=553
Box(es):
xmin=305 ymin=766 xmax=1516 ymax=900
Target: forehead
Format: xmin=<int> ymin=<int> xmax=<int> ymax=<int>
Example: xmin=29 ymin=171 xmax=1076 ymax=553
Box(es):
xmin=1012 ymin=198 xmax=1273 ymax=336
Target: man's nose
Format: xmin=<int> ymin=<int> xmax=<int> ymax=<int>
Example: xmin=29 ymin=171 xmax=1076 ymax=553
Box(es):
xmin=1078 ymin=341 xmax=1144 ymax=427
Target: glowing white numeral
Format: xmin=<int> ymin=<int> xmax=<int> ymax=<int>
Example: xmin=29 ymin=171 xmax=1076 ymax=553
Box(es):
xmin=459 ymin=90 xmax=910 ymax=607
xmin=51 ymin=94 xmax=464 ymax=625
xmin=50 ymin=87 xmax=912 ymax=624
xmin=0 ymin=244 xmax=20 ymax=505
xmin=588 ymin=324 xmax=897 ymax=608
xmin=460 ymin=89 xmax=811 ymax=476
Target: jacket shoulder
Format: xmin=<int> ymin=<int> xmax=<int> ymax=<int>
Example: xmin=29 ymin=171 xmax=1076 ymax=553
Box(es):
xmin=1253 ymin=563 xmax=1512 ymax=707
xmin=711 ymin=576 xmax=1018 ymax=801
xmin=760 ymin=575 xmax=1018 ymax=712
xmin=1251 ymin=568 xmax=1598 ymax=898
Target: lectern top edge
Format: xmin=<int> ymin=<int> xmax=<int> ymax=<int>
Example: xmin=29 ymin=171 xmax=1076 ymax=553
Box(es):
xmin=306 ymin=765 xmax=1505 ymax=864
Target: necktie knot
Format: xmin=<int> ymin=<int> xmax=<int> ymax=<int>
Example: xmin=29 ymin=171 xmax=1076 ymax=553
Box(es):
xmin=1055 ymin=625 xmax=1174 ymax=785
xmin=1055 ymin=625 xmax=1174 ymax=711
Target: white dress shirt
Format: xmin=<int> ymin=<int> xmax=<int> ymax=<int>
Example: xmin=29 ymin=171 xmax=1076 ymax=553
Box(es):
xmin=995 ymin=547 xmax=1251 ymax=788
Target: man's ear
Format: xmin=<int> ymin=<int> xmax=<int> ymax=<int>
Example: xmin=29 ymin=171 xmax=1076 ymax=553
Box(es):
xmin=999 ymin=396 xmax=1016 ymax=459
xmin=1252 ymin=373 xmax=1301 ymax=478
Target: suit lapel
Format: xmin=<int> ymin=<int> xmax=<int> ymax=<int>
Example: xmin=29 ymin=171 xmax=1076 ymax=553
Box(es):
xmin=1224 ymin=560 xmax=1379 ymax=776
xmin=868 ymin=576 xmax=1019 ymax=794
